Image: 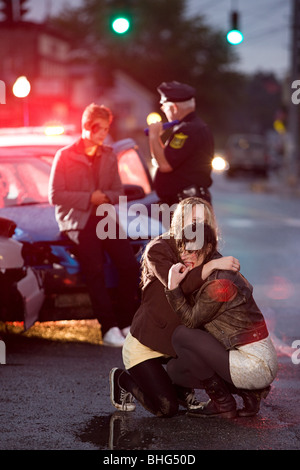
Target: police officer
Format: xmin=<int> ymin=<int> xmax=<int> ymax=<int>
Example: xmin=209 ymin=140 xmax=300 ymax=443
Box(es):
xmin=148 ymin=81 xmax=214 ymax=205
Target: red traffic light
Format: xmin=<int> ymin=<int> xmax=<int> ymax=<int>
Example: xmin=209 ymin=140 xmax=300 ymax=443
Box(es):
xmin=0 ymin=0 xmax=13 ymax=23
xmin=19 ymin=0 xmax=29 ymax=19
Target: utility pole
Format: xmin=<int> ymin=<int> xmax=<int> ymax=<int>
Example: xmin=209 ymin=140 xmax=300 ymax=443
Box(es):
xmin=288 ymin=0 xmax=300 ymax=185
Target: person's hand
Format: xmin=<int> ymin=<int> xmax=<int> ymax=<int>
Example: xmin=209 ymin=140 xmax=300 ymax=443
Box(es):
xmin=90 ymin=190 xmax=109 ymax=205
xmin=148 ymin=121 xmax=163 ymax=138
xmin=168 ymin=263 xmax=190 ymax=290
xmin=202 ymin=256 xmax=240 ymax=280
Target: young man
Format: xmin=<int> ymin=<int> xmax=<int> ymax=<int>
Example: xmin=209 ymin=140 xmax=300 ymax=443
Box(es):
xmin=49 ymin=103 xmax=139 ymax=347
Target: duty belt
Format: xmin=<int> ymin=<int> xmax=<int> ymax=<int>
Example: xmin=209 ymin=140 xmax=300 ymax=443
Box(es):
xmin=177 ymin=184 xmax=211 ymax=203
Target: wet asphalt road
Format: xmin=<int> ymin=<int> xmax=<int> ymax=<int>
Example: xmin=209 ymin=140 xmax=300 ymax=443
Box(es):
xmin=1 ymin=173 xmax=300 ymax=455
xmin=0 ymin=329 xmax=299 ymax=453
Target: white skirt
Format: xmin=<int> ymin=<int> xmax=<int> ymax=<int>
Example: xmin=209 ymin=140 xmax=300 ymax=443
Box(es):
xmin=229 ymin=335 xmax=278 ymax=389
xmin=122 ymin=332 xmax=169 ymax=370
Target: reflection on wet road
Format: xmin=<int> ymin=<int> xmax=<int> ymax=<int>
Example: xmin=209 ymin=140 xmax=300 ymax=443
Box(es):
xmin=77 ymin=412 xmax=157 ymax=450
xmin=75 ymin=398 xmax=299 ymax=451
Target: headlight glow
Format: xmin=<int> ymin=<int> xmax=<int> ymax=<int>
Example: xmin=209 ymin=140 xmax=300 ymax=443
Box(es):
xmin=212 ymin=156 xmax=228 ymax=172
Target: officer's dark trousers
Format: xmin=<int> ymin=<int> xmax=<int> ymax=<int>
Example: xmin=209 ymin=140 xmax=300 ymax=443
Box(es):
xmin=70 ymin=215 xmax=139 ymax=335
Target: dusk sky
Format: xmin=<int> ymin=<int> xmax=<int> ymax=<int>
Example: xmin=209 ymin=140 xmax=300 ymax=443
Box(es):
xmin=24 ymin=0 xmax=291 ymax=78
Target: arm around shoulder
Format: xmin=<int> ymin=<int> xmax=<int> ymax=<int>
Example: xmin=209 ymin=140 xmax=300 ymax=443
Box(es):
xmin=165 ymin=278 xmax=238 ymax=328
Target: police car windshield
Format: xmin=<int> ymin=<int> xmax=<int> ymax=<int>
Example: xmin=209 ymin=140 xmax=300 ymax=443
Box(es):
xmin=0 ymin=156 xmax=50 ymax=208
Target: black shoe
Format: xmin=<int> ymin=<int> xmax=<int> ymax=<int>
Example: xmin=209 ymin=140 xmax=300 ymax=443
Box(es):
xmin=109 ymin=368 xmax=136 ymax=412
xmin=237 ymin=386 xmax=271 ymax=417
xmin=187 ymin=374 xmax=237 ymax=419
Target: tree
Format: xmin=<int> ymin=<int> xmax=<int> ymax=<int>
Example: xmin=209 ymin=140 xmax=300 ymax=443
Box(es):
xmin=50 ymin=0 xmax=245 ymax=137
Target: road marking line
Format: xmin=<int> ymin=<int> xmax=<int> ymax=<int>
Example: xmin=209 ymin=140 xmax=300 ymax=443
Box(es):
xmin=219 ymin=217 xmax=300 ymax=228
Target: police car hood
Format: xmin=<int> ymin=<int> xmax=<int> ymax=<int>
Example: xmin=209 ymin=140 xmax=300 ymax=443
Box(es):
xmin=0 ymin=194 xmax=165 ymax=244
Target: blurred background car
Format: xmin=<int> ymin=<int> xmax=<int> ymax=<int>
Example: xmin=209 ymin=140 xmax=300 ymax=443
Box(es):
xmin=0 ymin=127 xmax=163 ymax=328
xmin=225 ymin=133 xmax=269 ymax=178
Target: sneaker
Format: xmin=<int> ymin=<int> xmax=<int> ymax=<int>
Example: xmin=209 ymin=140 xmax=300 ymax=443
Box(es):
xmin=102 ymin=327 xmax=125 ymax=347
xmin=109 ymin=368 xmax=136 ymax=412
xmin=109 ymin=411 xmax=143 ymax=450
xmin=176 ymin=386 xmax=204 ymax=411
xmin=108 ymin=412 xmax=128 ymax=450
xmin=187 ymin=399 xmax=237 ymax=419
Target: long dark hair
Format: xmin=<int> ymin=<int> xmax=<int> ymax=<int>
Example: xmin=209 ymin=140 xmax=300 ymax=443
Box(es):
xmin=177 ymin=222 xmax=217 ymax=264
xmin=140 ymin=198 xmax=218 ymax=288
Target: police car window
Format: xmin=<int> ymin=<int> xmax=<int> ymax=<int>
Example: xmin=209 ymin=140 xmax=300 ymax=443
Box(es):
xmin=118 ymin=149 xmax=151 ymax=194
xmin=0 ymin=159 xmax=50 ymax=207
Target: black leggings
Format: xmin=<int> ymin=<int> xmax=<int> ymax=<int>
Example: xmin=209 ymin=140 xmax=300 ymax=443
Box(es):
xmin=119 ymin=327 xmax=233 ymax=417
xmin=167 ymin=325 xmax=233 ymax=388
xmin=119 ymin=358 xmax=179 ymax=417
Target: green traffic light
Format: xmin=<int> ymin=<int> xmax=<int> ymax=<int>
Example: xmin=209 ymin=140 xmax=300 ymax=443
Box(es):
xmin=227 ymin=11 xmax=243 ymax=45
xmin=227 ymin=29 xmax=244 ymax=45
xmin=112 ymin=17 xmax=130 ymax=34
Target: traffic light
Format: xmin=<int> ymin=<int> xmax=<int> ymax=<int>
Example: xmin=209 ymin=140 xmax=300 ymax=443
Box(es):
xmin=227 ymin=11 xmax=244 ymax=45
xmin=19 ymin=0 xmax=29 ymax=20
xmin=109 ymin=0 xmax=132 ymax=35
xmin=0 ymin=0 xmax=14 ymax=24
xmin=0 ymin=0 xmax=29 ymax=23
xmin=111 ymin=14 xmax=131 ymax=34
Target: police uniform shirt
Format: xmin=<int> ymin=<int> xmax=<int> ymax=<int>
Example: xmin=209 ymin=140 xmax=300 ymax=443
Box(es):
xmin=153 ymin=111 xmax=214 ymax=204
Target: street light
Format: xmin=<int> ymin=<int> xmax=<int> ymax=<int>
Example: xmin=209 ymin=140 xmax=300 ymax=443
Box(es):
xmin=146 ymin=112 xmax=162 ymax=125
xmin=12 ymin=76 xmax=31 ymax=125
xmin=12 ymin=76 xmax=31 ymax=98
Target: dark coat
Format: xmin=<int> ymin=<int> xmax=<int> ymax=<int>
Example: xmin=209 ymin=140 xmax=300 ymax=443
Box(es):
xmin=130 ymin=235 xmax=205 ymax=357
xmin=49 ymin=138 xmax=123 ymax=232
xmin=154 ymin=112 xmax=214 ymax=204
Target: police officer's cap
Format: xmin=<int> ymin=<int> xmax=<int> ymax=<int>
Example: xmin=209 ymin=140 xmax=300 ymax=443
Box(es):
xmin=157 ymin=81 xmax=196 ymax=104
